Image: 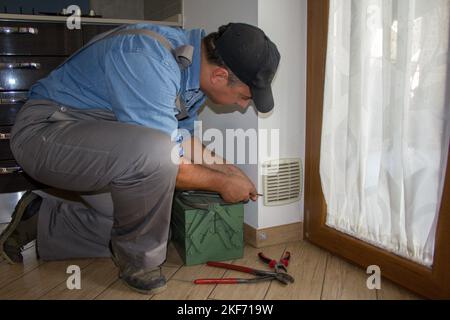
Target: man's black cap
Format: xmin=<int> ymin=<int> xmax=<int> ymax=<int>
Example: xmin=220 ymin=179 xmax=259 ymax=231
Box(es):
xmin=214 ymin=23 xmax=281 ymax=113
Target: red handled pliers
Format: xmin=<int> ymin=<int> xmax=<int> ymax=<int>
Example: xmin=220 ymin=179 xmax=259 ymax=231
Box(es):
xmin=194 ymin=261 xmax=295 ymax=285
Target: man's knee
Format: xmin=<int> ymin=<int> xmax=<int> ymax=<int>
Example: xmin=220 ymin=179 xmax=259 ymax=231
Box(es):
xmin=114 ymin=128 xmax=178 ymax=182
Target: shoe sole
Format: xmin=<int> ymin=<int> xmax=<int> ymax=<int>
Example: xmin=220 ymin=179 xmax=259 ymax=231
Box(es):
xmin=0 ymin=191 xmax=39 ymax=265
xmin=120 ymin=278 xmax=168 ymax=295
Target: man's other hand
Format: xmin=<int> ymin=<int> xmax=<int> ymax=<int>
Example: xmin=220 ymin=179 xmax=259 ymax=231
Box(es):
xmin=225 ymin=165 xmax=258 ymax=201
xmin=219 ymin=174 xmax=257 ymax=203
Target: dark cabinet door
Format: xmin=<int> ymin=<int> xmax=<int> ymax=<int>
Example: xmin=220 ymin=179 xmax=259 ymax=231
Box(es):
xmin=0 ymin=160 xmax=45 ymax=193
xmin=0 ymin=21 xmax=82 ymax=56
xmin=0 ymin=92 xmax=28 ymax=125
xmin=0 ymin=21 xmax=119 ymax=194
xmin=0 ymin=56 xmax=66 ymax=91
xmin=0 ymin=126 xmax=13 ymax=160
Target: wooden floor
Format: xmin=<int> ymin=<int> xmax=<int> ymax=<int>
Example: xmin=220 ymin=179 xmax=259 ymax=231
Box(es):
xmin=0 ymin=224 xmax=421 ymax=300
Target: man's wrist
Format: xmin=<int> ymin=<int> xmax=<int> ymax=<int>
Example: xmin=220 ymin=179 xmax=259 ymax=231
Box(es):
xmin=203 ymin=163 xmax=233 ymax=176
xmin=177 ymin=160 xmax=230 ymax=194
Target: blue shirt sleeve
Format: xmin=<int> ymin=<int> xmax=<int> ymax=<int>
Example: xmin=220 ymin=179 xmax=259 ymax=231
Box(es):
xmin=104 ymin=48 xmax=181 ymax=137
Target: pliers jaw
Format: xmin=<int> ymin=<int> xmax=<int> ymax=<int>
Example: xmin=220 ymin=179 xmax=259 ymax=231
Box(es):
xmin=257 ymin=251 xmax=294 ymax=284
xmin=274 ymin=272 xmax=295 ymax=285
xmin=275 ymin=264 xmax=288 ymax=274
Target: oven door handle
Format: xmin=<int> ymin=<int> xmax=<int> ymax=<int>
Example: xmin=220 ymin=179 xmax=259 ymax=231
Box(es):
xmin=0 ymin=97 xmax=28 ymax=104
xmin=0 ymin=26 xmax=38 ymax=35
xmin=0 ymin=165 xmax=22 ymax=175
xmin=0 ymin=132 xmax=11 ymax=140
xmin=0 ymin=62 xmax=41 ymax=70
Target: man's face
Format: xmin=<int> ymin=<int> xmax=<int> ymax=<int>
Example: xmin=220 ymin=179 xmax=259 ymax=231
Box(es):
xmin=202 ymin=66 xmax=253 ymax=109
xmin=208 ymin=83 xmax=252 ymax=109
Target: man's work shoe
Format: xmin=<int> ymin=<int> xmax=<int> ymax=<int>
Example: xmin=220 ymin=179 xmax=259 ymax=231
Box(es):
xmin=0 ymin=191 xmax=42 ymax=264
xmin=109 ymin=241 xmax=167 ymax=295
xmin=120 ymin=267 xmax=167 ymax=295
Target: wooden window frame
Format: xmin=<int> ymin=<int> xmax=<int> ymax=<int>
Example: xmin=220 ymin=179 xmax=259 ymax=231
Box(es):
xmin=304 ymin=0 xmax=450 ymax=299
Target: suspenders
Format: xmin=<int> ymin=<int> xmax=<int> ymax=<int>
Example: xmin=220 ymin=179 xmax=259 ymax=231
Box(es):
xmin=56 ymin=24 xmax=194 ymax=121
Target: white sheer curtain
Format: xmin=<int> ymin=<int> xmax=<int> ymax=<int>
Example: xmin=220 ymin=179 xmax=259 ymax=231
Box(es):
xmin=320 ymin=0 xmax=450 ymax=267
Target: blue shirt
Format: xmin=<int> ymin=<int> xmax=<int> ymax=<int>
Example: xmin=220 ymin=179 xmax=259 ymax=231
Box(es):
xmin=29 ymin=23 xmax=206 ymax=137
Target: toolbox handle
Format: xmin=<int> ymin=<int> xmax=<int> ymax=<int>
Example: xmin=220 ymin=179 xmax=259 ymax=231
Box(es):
xmin=177 ymin=191 xmax=223 ymax=210
xmin=177 ymin=191 xmax=248 ymax=210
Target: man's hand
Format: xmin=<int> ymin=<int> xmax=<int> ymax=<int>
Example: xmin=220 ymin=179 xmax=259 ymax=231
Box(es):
xmin=178 ymin=137 xmax=259 ymax=202
xmin=224 ymin=165 xmax=258 ymax=201
xmin=219 ymin=174 xmax=257 ymax=203
xmin=176 ymin=161 xmax=258 ymax=203
xmin=204 ymin=164 xmax=258 ymax=202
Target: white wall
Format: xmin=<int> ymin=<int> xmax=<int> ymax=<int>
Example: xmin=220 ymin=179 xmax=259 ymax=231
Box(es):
xmin=144 ymin=0 xmax=181 ymax=20
xmin=257 ymin=0 xmax=307 ymax=228
xmin=183 ymin=0 xmax=307 ymax=229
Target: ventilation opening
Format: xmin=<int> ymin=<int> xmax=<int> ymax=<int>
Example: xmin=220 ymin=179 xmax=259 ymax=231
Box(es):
xmin=262 ymin=159 xmax=303 ymax=207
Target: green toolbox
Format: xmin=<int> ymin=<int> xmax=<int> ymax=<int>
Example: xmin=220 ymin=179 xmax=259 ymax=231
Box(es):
xmin=170 ymin=191 xmax=245 ymax=266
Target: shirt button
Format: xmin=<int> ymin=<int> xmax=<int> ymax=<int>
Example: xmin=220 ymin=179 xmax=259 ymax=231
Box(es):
xmin=60 ymin=106 xmax=67 ymax=112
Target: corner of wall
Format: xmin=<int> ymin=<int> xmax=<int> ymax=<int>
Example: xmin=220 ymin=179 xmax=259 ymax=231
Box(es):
xmin=256 ymin=0 xmax=307 ymax=229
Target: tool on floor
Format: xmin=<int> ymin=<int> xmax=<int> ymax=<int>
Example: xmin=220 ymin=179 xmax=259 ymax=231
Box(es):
xmin=258 ymin=251 xmax=291 ymax=273
xmin=194 ymin=261 xmax=295 ymax=285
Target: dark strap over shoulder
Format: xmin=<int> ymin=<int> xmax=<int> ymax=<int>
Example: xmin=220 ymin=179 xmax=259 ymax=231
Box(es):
xmin=64 ymin=25 xmax=194 ymax=70
xmin=55 ymin=25 xmax=194 ymax=121
xmin=110 ymin=28 xmax=194 ymax=69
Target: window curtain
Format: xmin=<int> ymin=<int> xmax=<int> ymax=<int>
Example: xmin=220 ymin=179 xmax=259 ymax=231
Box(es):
xmin=320 ymin=0 xmax=450 ymax=267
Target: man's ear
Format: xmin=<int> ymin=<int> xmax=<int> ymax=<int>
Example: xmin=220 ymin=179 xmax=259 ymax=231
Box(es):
xmin=210 ymin=67 xmax=229 ymax=86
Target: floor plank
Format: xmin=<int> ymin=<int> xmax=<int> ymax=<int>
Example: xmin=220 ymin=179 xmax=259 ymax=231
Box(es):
xmin=377 ymin=277 xmax=422 ymax=300
xmin=321 ymin=255 xmax=377 ymax=300
xmin=39 ymin=258 xmax=117 ymax=300
xmin=0 ymin=237 xmax=421 ymax=300
xmin=264 ymin=241 xmax=328 ymax=300
xmin=163 ymin=242 xmax=184 ymax=268
xmin=95 ymin=266 xmax=180 ymax=300
xmin=170 ymin=260 xmax=230 ymax=283
xmin=208 ymin=244 xmax=287 ymax=300
xmin=0 ymin=258 xmax=93 ymax=300
xmin=0 ymin=245 xmax=43 ymax=289
xmin=151 ymin=279 xmax=218 ymax=300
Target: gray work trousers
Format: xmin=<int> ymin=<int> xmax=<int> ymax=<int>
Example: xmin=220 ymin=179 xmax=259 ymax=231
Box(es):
xmin=10 ymin=99 xmax=179 ymax=270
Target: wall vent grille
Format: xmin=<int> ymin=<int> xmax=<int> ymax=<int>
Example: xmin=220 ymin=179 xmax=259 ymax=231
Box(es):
xmin=262 ymin=159 xmax=302 ymax=207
